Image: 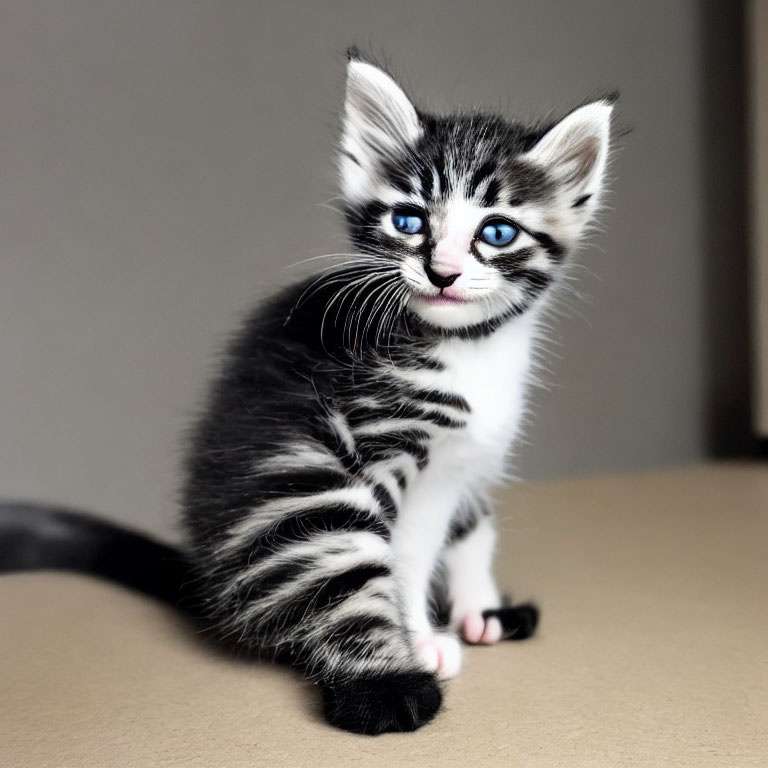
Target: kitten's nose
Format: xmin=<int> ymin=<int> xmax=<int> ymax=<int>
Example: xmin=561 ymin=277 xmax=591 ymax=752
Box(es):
xmin=425 ymin=263 xmax=461 ymax=289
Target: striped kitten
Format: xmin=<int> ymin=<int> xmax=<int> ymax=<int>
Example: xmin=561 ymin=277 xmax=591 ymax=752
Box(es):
xmin=182 ymin=53 xmax=613 ymax=735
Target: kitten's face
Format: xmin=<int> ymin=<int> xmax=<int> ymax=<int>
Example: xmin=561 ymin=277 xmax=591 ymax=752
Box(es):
xmin=339 ymin=59 xmax=612 ymax=336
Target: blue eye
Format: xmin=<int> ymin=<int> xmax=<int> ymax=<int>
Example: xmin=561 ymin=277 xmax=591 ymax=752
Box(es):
xmin=479 ymin=220 xmax=518 ymax=247
xmin=392 ymin=211 xmax=424 ymax=235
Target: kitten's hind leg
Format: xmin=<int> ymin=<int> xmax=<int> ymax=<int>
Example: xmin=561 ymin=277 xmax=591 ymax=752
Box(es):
xmin=202 ymin=481 xmax=441 ymax=735
xmin=443 ymin=513 xmax=539 ymax=645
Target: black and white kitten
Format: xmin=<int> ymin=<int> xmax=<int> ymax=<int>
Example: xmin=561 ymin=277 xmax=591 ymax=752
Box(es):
xmin=0 ymin=53 xmax=612 ymax=736
xmin=182 ymin=54 xmax=612 ymax=734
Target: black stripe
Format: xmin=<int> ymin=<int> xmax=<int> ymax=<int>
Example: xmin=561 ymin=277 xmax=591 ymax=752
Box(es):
xmin=343 ymin=200 xmax=388 ymax=253
xmin=346 ymin=402 xmax=424 ymax=429
xmin=418 ymin=164 xmax=434 ymax=199
xmin=207 ymin=467 xmax=350 ymax=522
xmin=407 ymin=304 xmax=526 ymax=341
xmin=347 ymin=401 xmax=464 ymax=430
xmin=573 ymin=193 xmax=592 ymax=208
xmin=314 ymin=420 xmax=361 ymax=474
xmin=433 ymin=153 xmax=448 ymax=196
xmin=482 ymin=177 xmax=502 ymax=207
xmin=321 ymin=612 xmax=397 ymax=648
xmin=445 ymin=511 xmax=479 ymax=545
xmin=381 ymin=158 xmax=416 ymax=195
xmin=356 ymin=429 xmax=430 ymax=467
xmin=530 ymin=230 xmax=565 ymax=262
xmin=338 ymin=452 xmax=362 ymax=475
xmin=444 ymin=498 xmax=490 ymax=545
xmin=341 ymin=149 xmax=362 ymax=167
xmin=259 ymin=564 xmax=391 ymax=636
xmin=394 ymin=355 xmax=444 ymax=372
xmin=246 ymin=502 xmax=390 ymax=558
xmin=406 ymin=387 xmax=470 ymax=412
xmin=515 ymin=268 xmax=553 ymax=292
xmin=417 ymin=409 xmax=466 ymax=429
xmin=231 ymin=555 xmax=314 ymax=604
xmin=444 ymin=498 xmax=492 ymax=546
xmin=468 ymin=160 xmax=496 ymax=197
xmin=495 ymin=264 xmax=553 ymax=296
xmin=321 ymin=615 xmax=396 ymax=659
xmin=370 ymin=483 xmax=397 ymax=520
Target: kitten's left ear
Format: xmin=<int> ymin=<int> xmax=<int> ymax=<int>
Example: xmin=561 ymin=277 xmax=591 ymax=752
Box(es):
xmin=525 ymin=100 xmax=613 ymax=208
xmin=340 ymin=56 xmax=422 ymax=201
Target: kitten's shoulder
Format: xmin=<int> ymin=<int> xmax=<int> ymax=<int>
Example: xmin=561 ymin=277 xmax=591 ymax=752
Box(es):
xmin=228 ymin=276 xmax=326 ymax=354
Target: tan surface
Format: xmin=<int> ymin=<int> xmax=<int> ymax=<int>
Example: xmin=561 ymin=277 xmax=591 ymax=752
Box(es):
xmin=1 ymin=464 xmax=766 ymax=767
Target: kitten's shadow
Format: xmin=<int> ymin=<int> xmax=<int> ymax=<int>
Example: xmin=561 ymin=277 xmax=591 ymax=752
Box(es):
xmin=156 ymin=599 xmax=325 ymax=724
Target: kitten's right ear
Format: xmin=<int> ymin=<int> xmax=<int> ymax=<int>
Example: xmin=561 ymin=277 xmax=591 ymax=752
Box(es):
xmin=524 ymin=100 xmax=613 ymax=210
xmin=340 ymin=56 xmax=422 ymax=202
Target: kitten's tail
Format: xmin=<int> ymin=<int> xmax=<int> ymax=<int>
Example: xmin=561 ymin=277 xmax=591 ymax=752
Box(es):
xmin=0 ymin=501 xmax=190 ymax=606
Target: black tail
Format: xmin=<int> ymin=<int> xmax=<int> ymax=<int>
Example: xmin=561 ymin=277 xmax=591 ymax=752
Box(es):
xmin=0 ymin=502 xmax=189 ymax=606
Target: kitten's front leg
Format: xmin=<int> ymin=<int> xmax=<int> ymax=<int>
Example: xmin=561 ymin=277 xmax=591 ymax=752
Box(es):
xmin=443 ymin=512 xmax=539 ymax=644
xmin=390 ymin=479 xmax=464 ymax=679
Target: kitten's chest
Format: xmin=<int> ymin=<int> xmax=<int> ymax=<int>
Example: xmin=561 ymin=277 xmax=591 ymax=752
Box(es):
xmin=423 ymin=318 xmax=534 ymax=464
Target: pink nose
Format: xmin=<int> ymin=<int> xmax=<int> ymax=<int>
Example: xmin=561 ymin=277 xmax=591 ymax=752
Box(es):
xmin=432 ymin=240 xmax=466 ymax=277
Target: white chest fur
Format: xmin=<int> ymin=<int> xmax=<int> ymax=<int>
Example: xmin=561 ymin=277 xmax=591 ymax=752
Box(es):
xmin=389 ymin=314 xmax=538 ymax=637
xmin=421 ymin=314 xmax=535 ymax=489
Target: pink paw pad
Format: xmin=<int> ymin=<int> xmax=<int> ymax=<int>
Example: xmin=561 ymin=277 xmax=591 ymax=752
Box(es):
xmin=416 ymin=633 xmax=463 ymax=679
xmin=461 ymin=612 xmax=503 ymax=645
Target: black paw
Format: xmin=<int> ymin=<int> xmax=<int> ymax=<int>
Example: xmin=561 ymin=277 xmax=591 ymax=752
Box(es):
xmin=482 ymin=601 xmax=539 ymax=641
xmin=320 ymin=671 xmax=442 ymax=735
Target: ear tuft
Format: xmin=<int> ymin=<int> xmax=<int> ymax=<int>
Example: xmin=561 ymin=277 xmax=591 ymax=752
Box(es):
xmin=526 ymin=100 xmax=613 ymax=201
xmin=346 ymin=46 xmax=361 ymax=62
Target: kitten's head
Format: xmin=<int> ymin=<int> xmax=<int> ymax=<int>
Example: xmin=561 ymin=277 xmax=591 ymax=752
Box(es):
xmin=338 ymin=53 xmax=613 ymax=337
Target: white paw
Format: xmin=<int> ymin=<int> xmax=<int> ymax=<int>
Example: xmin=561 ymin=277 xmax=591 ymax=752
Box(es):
xmin=415 ymin=632 xmax=463 ymax=679
xmin=458 ymin=611 xmax=503 ymax=645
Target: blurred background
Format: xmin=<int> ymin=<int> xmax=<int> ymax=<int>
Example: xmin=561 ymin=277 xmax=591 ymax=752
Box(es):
xmin=0 ymin=1 xmax=760 ymax=541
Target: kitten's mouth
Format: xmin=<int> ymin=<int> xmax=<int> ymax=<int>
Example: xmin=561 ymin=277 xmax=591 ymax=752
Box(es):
xmin=411 ymin=290 xmax=471 ymax=307
xmin=422 ymin=294 xmax=467 ymax=306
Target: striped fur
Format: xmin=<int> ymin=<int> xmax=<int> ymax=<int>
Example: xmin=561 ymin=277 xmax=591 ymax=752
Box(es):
xmin=182 ymin=54 xmax=612 ymax=734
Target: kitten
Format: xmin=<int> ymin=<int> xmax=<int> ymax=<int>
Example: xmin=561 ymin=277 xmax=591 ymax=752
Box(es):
xmin=181 ymin=52 xmax=613 ymax=734
xmin=0 ymin=52 xmax=613 ymax=736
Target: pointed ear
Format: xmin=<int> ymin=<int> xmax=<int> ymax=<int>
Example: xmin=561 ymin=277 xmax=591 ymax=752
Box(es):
xmin=525 ymin=101 xmax=613 ymax=207
xmin=340 ymin=59 xmax=422 ymax=201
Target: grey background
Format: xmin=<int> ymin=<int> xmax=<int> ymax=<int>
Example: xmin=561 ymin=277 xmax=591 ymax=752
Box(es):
xmin=0 ymin=0 xmax=750 ymax=541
